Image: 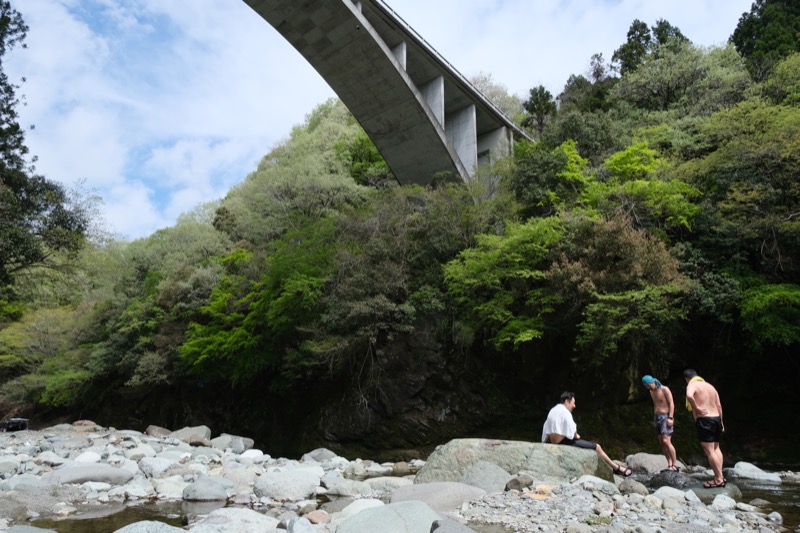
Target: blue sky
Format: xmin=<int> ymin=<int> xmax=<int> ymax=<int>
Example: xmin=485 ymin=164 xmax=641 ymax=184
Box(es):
xmin=6 ymin=0 xmax=752 ymax=240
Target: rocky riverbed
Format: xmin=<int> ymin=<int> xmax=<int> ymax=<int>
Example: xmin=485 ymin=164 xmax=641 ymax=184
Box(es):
xmin=0 ymin=422 xmax=796 ymax=532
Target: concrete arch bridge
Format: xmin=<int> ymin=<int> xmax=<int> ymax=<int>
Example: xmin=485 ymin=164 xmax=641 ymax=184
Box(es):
xmin=244 ymin=0 xmax=533 ymax=185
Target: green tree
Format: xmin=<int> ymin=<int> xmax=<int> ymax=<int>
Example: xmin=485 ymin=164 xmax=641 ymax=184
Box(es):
xmin=612 ymin=19 xmax=651 ymax=75
xmin=522 ymin=85 xmax=557 ymax=136
xmin=0 ymin=2 xmax=89 ymax=288
xmin=444 ymin=217 xmax=564 ymax=350
xmin=612 ymin=18 xmax=688 ymax=76
xmin=730 ymin=0 xmax=800 ymax=80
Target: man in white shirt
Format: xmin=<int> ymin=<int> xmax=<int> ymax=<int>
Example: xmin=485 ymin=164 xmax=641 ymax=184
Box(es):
xmin=542 ymin=391 xmax=632 ymax=477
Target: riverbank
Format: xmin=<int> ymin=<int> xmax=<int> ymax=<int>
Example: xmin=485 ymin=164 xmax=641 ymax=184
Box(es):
xmin=0 ymin=422 xmax=796 ymax=532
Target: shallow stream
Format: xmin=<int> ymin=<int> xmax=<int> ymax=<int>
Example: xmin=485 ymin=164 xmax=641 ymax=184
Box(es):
xmin=29 ymin=476 xmax=800 ymax=533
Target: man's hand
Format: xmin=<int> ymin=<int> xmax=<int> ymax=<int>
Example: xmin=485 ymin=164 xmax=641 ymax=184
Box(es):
xmin=667 ymin=419 xmax=674 ymax=427
xmin=695 ymin=406 xmax=709 ymax=416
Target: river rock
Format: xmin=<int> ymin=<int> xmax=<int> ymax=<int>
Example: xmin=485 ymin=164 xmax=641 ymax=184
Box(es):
xmin=725 ymin=461 xmax=782 ymax=483
xmin=619 ymin=477 xmax=648 ymax=495
xmin=169 ymin=426 xmax=212 ymax=444
xmin=42 ymin=464 xmax=134 ymax=485
xmin=138 ymin=457 xmax=176 ymax=479
xmin=390 ymin=481 xmax=486 ymax=513
xmin=648 ymin=469 xmax=693 ymax=489
xmin=363 ymin=475 xmax=412 ymax=493
xmin=414 ymin=438 xmax=613 ymax=484
xmin=459 ymin=460 xmax=512 ymax=493
xmin=337 ymin=500 xmax=440 ymax=533
xmin=690 ymin=481 xmax=743 ymax=504
xmin=253 ymin=469 xmax=320 ymax=501
xmin=113 ymin=520 xmax=184 ymax=532
xmin=189 ymin=507 xmax=280 ymax=533
xmin=182 ymin=477 xmax=231 ymax=502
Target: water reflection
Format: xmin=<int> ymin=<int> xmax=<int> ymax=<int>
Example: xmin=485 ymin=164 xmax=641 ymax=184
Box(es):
xmin=31 ymin=501 xmax=187 ymax=533
xmin=26 ymin=480 xmax=800 ymax=533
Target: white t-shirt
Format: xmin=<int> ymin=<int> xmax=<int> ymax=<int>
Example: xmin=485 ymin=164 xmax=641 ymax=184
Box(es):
xmin=541 ymin=403 xmax=577 ymax=443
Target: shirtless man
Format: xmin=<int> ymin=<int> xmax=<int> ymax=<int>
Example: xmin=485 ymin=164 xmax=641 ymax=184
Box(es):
xmin=642 ymin=375 xmax=678 ymax=471
xmin=542 ymin=391 xmax=632 ymax=477
xmin=684 ymin=369 xmax=725 ymax=487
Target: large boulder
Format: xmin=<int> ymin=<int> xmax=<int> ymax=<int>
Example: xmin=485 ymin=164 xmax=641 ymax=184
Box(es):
xmin=336 ymin=501 xmax=440 ymax=533
xmin=253 ymin=469 xmax=320 ymax=501
xmin=459 ymin=460 xmax=512 ymax=493
xmin=189 ymin=507 xmax=280 ymax=533
xmin=625 ymin=452 xmax=684 ymax=474
xmin=415 ymin=439 xmax=612 ymax=484
xmin=724 ymin=462 xmax=782 ymax=483
xmin=41 ymin=464 xmax=134 ymax=486
xmin=648 ymin=470 xmax=693 ymax=489
xmin=390 ymin=481 xmax=485 ymax=513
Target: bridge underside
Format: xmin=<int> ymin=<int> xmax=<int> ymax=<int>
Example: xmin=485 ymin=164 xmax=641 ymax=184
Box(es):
xmin=245 ymin=0 xmax=532 ymax=185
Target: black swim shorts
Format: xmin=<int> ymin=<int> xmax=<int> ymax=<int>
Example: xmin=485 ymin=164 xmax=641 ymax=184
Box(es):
xmin=695 ymin=416 xmax=722 ymax=442
xmin=559 ymin=437 xmax=598 ymax=450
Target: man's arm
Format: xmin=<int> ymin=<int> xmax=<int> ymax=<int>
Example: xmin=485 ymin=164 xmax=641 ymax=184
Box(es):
xmin=715 ymin=390 xmax=724 ymax=431
xmin=664 ymin=387 xmax=675 ymax=426
xmin=686 ymin=384 xmax=699 ymax=419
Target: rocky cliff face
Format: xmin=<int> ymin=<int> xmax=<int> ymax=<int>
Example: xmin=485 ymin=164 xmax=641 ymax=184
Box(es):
xmin=73 ymin=325 xmax=514 ymax=459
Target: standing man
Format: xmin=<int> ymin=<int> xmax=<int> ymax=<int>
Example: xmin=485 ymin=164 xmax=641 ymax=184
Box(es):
xmin=684 ymin=369 xmax=725 ymax=488
xmin=642 ymin=375 xmax=678 ymax=471
xmin=542 ymin=391 xmax=632 ymax=477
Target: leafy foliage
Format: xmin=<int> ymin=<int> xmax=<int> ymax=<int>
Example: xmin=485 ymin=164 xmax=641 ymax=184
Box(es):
xmin=730 ymin=0 xmax=800 ymax=80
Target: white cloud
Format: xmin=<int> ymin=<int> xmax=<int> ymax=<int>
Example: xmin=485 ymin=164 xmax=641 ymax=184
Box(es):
xmin=6 ymin=0 xmax=753 ymax=239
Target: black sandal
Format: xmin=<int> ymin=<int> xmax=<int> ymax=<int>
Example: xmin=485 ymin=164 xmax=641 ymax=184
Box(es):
xmin=613 ymin=464 xmax=632 ymax=477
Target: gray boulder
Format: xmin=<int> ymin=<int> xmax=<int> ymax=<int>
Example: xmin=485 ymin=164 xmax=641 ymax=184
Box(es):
xmin=112 ymin=521 xmax=185 ymax=533
xmin=648 ymin=470 xmax=693 ymax=489
xmin=337 ymin=500 xmax=440 ymax=533
xmin=253 ymin=469 xmax=320 ymax=501
xmin=138 ymin=457 xmax=176 ymax=479
xmin=169 ymin=426 xmax=212 ymax=444
xmin=691 ymin=482 xmax=743 ymax=504
xmin=189 ymin=507 xmax=280 ymax=533
xmin=415 ymin=439 xmax=612 ymax=484
xmin=459 ymin=460 xmax=512 ymax=493
xmin=619 ymin=477 xmax=649 ymax=496
xmin=390 ymin=481 xmax=485 ymax=513
xmin=724 ymin=461 xmax=782 ymax=483
xmin=625 ymin=452 xmax=684 ymax=474
xmin=182 ymin=477 xmax=232 ymax=502
xmin=41 ymin=464 xmax=134 ymax=485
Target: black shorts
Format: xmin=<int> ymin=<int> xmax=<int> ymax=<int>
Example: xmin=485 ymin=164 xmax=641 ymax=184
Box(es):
xmin=559 ymin=437 xmax=597 ymax=450
xmin=696 ymin=416 xmax=722 ymax=442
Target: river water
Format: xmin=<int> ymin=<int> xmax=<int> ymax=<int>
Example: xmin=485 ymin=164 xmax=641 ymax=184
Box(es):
xmin=29 ymin=477 xmax=800 ymax=532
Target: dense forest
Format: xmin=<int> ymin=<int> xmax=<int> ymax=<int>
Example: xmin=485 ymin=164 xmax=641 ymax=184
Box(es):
xmin=1 ymin=1 xmax=799 ymax=462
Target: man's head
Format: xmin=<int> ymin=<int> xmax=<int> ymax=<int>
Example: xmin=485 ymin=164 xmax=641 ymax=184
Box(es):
xmin=683 ymin=368 xmax=698 ymax=383
xmin=560 ymin=391 xmax=576 ymax=411
xmin=642 ymin=375 xmax=661 ymax=390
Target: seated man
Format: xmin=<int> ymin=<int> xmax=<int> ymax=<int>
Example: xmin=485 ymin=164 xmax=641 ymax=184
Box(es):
xmin=542 ymin=391 xmax=632 ymax=476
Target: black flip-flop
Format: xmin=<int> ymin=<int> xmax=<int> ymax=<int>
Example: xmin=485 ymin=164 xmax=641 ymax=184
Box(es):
xmin=703 ymin=479 xmax=726 ymax=488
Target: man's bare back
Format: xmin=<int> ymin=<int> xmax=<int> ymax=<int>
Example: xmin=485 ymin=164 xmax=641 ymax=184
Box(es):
xmin=687 ymin=380 xmax=721 ymax=419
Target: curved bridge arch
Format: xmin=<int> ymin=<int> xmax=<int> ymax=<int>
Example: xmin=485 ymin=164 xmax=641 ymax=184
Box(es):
xmin=244 ymin=0 xmax=533 ymax=185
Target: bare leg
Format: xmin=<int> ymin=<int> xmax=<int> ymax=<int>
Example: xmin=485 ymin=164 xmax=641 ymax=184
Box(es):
xmin=659 ymin=435 xmax=677 ymax=467
xmin=701 ymin=442 xmax=724 ymax=483
xmin=595 ymin=444 xmax=620 ymax=470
